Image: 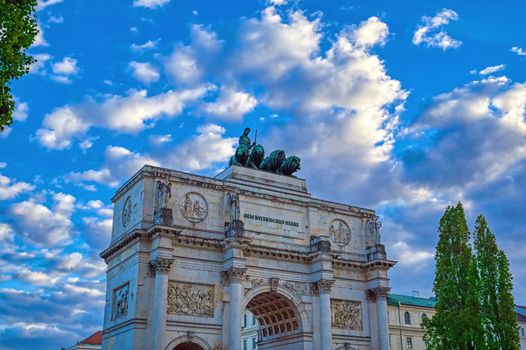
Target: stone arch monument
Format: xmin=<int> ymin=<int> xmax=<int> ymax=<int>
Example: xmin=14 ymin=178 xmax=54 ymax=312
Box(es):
xmin=100 ymin=164 xmax=395 ymax=350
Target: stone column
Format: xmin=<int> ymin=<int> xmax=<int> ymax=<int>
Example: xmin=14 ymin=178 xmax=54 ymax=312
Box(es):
xmin=151 ymin=257 xmax=174 ymax=350
xmin=315 ymin=279 xmax=335 ymax=350
xmin=222 ymin=267 xmax=247 ymax=350
xmin=367 ymin=286 xmax=390 ymax=350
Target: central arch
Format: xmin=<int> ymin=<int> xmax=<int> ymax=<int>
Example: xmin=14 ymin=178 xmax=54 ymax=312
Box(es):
xmin=172 ymin=343 xmax=204 ymax=350
xmin=242 ymin=286 xmax=307 ymax=350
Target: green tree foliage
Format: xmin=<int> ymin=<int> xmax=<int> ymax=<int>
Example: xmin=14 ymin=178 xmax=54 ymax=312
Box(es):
xmin=425 ymin=207 xmax=520 ymax=350
xmin=0 ymin=0 xmax=38 ymax=131
xmin=424 ymin=203 xmax=484 ymax=350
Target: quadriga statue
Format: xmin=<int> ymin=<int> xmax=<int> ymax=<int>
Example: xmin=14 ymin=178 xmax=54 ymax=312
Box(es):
xmin=260 ymin=149 xmax=286 ymax=172
xmin=278 ymin=156 xmax=301 ymax=176
xmin=248 ymin=144 xmax=265 ymax=168
xmin=229 ymin=144 xmax=249 ymax=166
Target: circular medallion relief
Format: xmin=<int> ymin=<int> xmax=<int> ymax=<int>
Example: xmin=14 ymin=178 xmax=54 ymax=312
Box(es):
xmin=329 ymin=219 xmax=351 ymax=246
xmin=180 ymin=192 xmax=208 ymax=223
xmin=122 ymin=196 xmax=132 ymax=227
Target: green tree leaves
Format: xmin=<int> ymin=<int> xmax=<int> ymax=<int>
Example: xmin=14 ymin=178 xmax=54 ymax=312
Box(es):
xmin=0 ymin=0 xmax=38 ymax=131
xmin=424 ymin=204 xmax=520 ymax=350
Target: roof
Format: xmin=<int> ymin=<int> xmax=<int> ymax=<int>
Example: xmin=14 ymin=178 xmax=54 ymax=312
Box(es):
xmin=80 ymin=331 xmax=102 ymax=345
xmin=388 ymin=293 xmax=436 ymax=308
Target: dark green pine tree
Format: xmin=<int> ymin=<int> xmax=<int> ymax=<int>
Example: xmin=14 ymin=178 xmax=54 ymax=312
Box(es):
xmin=424 ymin=203 xmax=484 ymax=350
xmin=473 ymin=215 xmax=520 ymax=350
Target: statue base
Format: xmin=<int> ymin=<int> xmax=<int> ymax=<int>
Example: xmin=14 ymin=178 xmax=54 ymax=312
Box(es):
xmin=224 ymin=219 xmax=245 ymax=238
xmin=154 ymin=207 xmax=173 ymax=226
xmin=366 ymin=244 xmax=386 ymax=261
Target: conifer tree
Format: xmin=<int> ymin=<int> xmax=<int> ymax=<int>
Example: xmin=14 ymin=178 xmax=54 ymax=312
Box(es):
xmin=424 ymin=203 xmax=484 ymax=350
xmin=495 ymin=250 xmax=520 ymax=349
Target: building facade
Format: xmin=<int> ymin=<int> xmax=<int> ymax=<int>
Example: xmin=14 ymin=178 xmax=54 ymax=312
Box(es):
xmin=100 ymin=164 xmax=395 ymax=350
xmin=517 ymin=306 xmax=526 ymax=350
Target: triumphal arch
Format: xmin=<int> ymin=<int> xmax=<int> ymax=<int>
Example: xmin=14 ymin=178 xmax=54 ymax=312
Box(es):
xmin=100 ymin=130 xmax=395 ymax=350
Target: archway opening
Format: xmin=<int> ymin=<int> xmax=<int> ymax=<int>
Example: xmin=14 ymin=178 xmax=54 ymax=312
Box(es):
xmin=242 ymin=291 xmax=302 ymax=350
xmin=172 ymin=342 xmax=205 ymax=350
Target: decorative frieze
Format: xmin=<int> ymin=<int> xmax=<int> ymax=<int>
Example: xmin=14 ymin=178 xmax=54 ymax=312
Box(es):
xmin=150 ymin=256 xmax=174 ymax=274
xmin=282 ymin=280 xmax=311 ymax=298
xmin=221 ymin=267 xmax=247 ymax=286
xmin=167 ymin=282 xmax=214 ymax=317
xmin=331 ymin=299 xmax=362 ymax=330
xmin=366 ymin=286 xmax=391 ymax=302
xmin=269 ymin=277 xmax=279 ymax=291
xmin=112 ymin=283 xmax=129 ymax=320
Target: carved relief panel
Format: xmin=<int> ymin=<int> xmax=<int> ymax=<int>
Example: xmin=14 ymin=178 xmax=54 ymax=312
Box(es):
xmin=331 ymin=299 xmax=362 ymax=330
xmin=180 ymin=192 xmax=208 ymax=223
xmin=329 ymin=219 xmax=351 ymax=246
xmin=167 ymin=282 xmax=214 ymax=317
xmin=112 ymin=283 xmax=130 ymax=320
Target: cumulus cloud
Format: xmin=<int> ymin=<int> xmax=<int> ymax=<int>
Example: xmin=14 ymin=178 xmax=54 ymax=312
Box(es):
xmin=30 ymin=53 xmax=52 ymax=74
xmin=32 ymin=23 xmax=48 ymax=47
xmin=129 ymin=61 xmax=160 ymax=84
xmin=202 ymin=87 xmax=257 ymax=120
xmin=165 ymin=25 xmax=222 ymax=85
xmin=148 ymin=133 xmax=173 ymax=146
xmin=65 ymin=145 xmax=160 ymax=188
xmin=36 ymin=86 xmax=210 ymax=149
xmin=133 ymin=0 xmax=171 ymax=8
xmin=412 ymin=8 xmax=462 ymax=50
xmin=403 ymin=76 xmax=526 ymax=190
xmin=49 ymin=57 xmax=79 ymax=84
xmin=0 ymin=172 xmax=35 ymax=200
xmin=479 ymin=64 xmax=505 ymax=75
xmin=346 ymin=16 xmax=389 ymax=48
xmin=9 ymin=192 xmax=76 ymax=246
xmin=164 ymin=124 xmax=236 ymax=171
xmin=0 ymin=223 xmax=14 ymax=242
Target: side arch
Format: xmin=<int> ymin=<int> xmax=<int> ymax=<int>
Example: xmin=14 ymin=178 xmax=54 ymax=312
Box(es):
xmin=241 ymin=284 xmax=310 ymax=345
xmin=165 ymin=334 xmax=211 ymax=350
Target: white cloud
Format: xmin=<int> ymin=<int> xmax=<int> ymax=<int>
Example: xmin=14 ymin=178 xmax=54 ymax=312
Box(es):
xmin=18 ymin=268 xmax=59 ymax=286
xmin=36 ymin=86 xmax=210 ymax=149
xmin=479 ymin=64 xmax=505 ymax=75
xmin=0 ymin=223 xmax=14 ymax=242
xmin=164 ymin=124 xmax=236 ymax=171
xmin=51 ymin=57 xmax=79 ymax=84
xmin=52 ymin=57 xmax=78 ymax=75
xmin=347 ymin=16 xmax=389 ymax=48
xmin=412 ymin=8 xmax=461 ymax=50
xmin=511 ymin=46 xmax=526 ymax=57
xmin=37 ymin=0 xmax=64 ymax=10
xmin=9 ymin=192 xmax=75 ymax=246
xmin=0 ymin=173 xmax=35 ymax=200
xmin=133 ymin=0 xmax=171 ymax=8
xmin=65 ymin=145 xmax=160 ymax=188
xmin=32 ymin=23 xmax=48 ymax=47
xmin=165 ymin=25 xmax=222 ymax=85
xmin=405 ymin=76 xmax=526 ymax=189
xmin=30 ymin=53 xmax=52 ymax=74
xmin=131 ymin=40 xmax=158 ymax=51
xmin=203 ymin=87 xmax=257 ymax=120
xmin=389 ymin=241 xmax=434 ymax=268
xmin=48 ymin=15 xmax=64 ymax=24
xmin=148 ymin=133 xmax=173 ymax=146
xmin=13 ymin=101 xmax=29 ymax=122
xmin=83 ymin=216 xmax=112 ymax=250
xmin=129 ymin=61 xmax=160 ymax=84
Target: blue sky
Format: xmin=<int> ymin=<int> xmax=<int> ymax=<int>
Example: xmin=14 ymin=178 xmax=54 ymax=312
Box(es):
xmin=1 ymin=0 xmax=526 ymax=348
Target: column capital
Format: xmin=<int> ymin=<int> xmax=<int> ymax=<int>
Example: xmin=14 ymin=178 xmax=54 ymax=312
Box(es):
xmin=366 ymin=286 xmax=390 ymax=302
xmin=221 ymin=267 xmax=247 ymax=286
xmin=311 ymin=279 xmax=335 ymax=295
xmin=150 ymin=256 xmax=174 ymax=274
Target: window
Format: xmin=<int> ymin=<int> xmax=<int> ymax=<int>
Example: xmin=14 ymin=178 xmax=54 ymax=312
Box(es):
xmin=243 ymin=339 xmax=247 ymax=350
xmin=521 ymin=327 xmax=525 ymax=337
xmin=243 ymin=314 xmax=247 ymax=328
xmin=422 ymin=313 xmax=428 ymax=322
xmin=404 ymin=311 xmax=411 ymax=324
xmin=252 ymin=337 xmax=257 ymax=349
xmin=406 ymin=337 xmax=413 ymax=349
xmin=252 ymin=314 xmax=256 ymax=326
